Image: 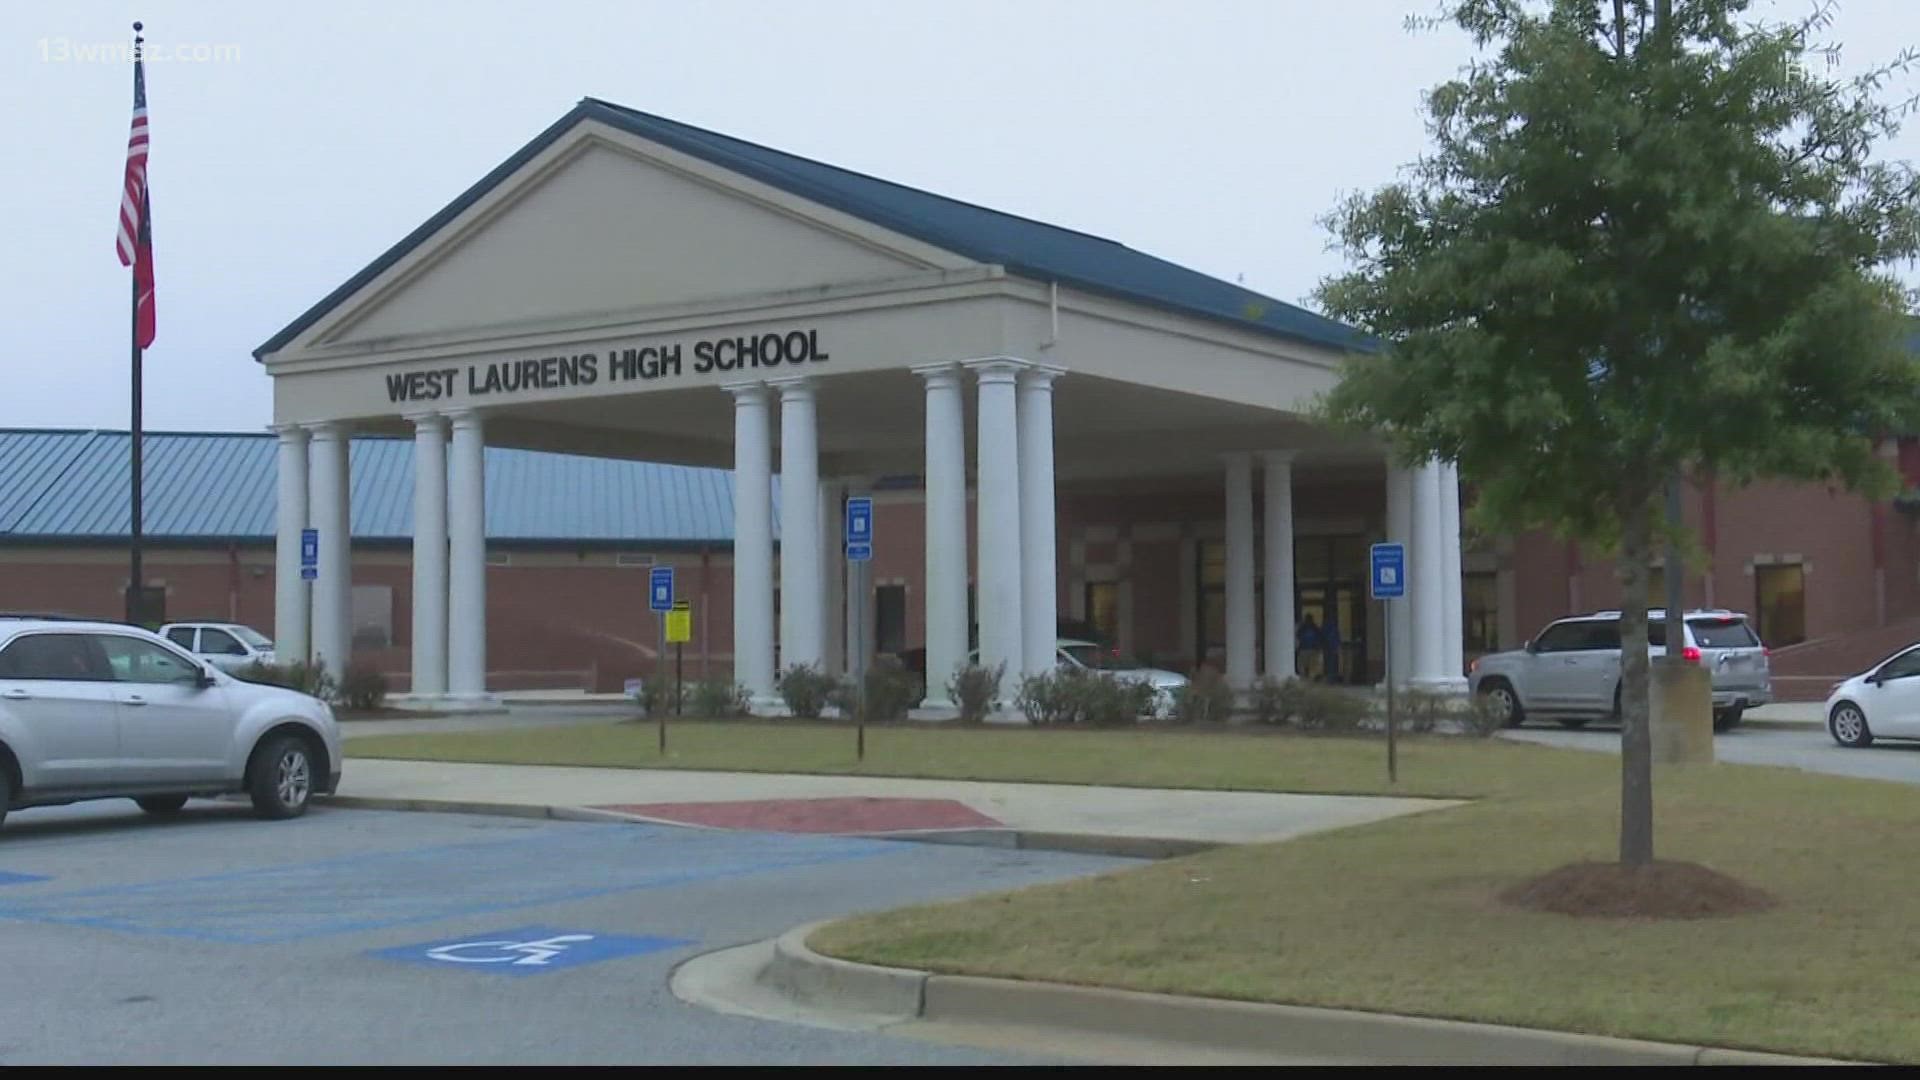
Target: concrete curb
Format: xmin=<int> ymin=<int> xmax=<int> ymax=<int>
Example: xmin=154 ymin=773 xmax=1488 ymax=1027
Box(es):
xmin=317 ymin=794 xmax=1210 ymax=858
xmin=774 ymin=923 xmax=1855 ymax=1066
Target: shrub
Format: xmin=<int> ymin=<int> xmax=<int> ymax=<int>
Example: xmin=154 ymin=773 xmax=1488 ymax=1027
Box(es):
xmin=1171 ymin=668 xmax=1238 ymax=725
xmin=777 ymin=663 xmax=837 ymax=719
xmin=1251 ymin=675 xmax=1307 ymax=726
xmin=635 ymin=676 xmax=682 ymax=717
xmin=335 ymin=662 xmax=389 ymax=711
xmin=1290 ymin=681 xmax=1373 ymax=732
xmin=1016 ymin=670 xmax=1070 ymax=726
xmin=689 ymin=678 xmax=753 ymax=718
xmin=947 ymin=662 xmax=1004 ymax=724
xmin=1081 ymin=675 xmax=1156 ymax=727
xmin=1394 ymin=687 xmax=1449 ymax=734
xmin=237 ymin=659 xmax=335 ymax=701
xmin=860 ymin=655 xmax=921 ymax=722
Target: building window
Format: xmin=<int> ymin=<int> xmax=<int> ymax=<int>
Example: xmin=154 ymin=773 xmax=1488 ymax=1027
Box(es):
xmin=352 ymin=585 xmax=393 ymax=648
xmin=1464 ymin=572 xmax=1499 ymax=655
xmin=1754 ymin=563 xmax=1806 ymax=646
xmin=1085 ymin=582 xmax=1120 ymax=646
xmin=875 ymin=585 xmax=907 ymax=656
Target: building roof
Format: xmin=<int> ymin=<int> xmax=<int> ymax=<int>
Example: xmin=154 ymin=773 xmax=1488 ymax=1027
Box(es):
xmin=0 ymin=430 xmax=740 ymax=546
xmin=256 ymin=98 xmax=1371 ymax=361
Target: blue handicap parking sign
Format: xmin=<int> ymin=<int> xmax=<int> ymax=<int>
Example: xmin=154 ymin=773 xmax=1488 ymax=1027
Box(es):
xmin=371 ymin=925 xmax=691 ymax=977
xmin=845 ymin=496 xmax=873 ymax=563
xmin=648 ymin=566 xmax=674 ymax=613
xmin=1370 ymin=542 xmax=1406 ymax=600
xmin=300 ymin=528 xmax=318 ymax=567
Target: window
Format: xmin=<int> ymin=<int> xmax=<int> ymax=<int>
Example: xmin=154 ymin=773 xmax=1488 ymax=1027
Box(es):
xmin=1534 ymin=621 xmax=1613 ymax=653
xmin=1085 ymin=582 xmax=1120 ymax=646
xmin=198 ymin=628 xmax=248 ymax=656
xmin=875 ymin=585 xmax=907 ymax=656
xmin=165 ymin=627 xmax=197 ymax=650
xmin=1464 ymin=572 xmax=1499 ymax=654
xmin=0 ymin=634 xmax=111 ymax=681
xmin=352 ymin=585 xmax=393 ymax=649
xmin=233 ymin=626 xmax=273 ymax=650
xmin=1754 ymin=564 xmax=1806 ymax=646
xmin=94 ymin=635 xmax=200 ymax=684
xmin=1877 ymin=648 xmax=1920 ymax=681
xmin=1688 ymin=617 xmax=1759 ymax=649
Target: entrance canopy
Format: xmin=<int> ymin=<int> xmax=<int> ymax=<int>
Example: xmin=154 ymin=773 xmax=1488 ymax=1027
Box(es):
xmin=257 ymin=98 xmax=1374 ymax=477
xmin=257 ymin=98 xmax=1465 ymax=712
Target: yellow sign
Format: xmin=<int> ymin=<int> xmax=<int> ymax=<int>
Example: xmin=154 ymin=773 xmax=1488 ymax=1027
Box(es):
xmin=665 ymin=600 xmax=692 ymax=644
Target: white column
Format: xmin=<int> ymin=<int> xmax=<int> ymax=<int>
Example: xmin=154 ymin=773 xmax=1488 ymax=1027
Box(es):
xmin=1017 ymin=366 xmax=1063 ymax=678
xmin=272 ymin=425 xmax=310 ymax=667
xmin=1440 ymin=461 xmax=1468 ymax=690
xmin=1410 ymin=459 xmax=1446 ymax=688
xmin=774 ymin=377 xmax=823 ymax=676
xmin=305 ymin=422 xmax=351 ymax=676
xmin=970 ymin=359 xmax=1025 ymax=688
xmin=446 ymin=410 xmax=489 ymax=701
xmin=1386 ymin=463 xmax=1415 ymax=688
xmin=727 ymin=383 xmax=777 ymax=704
xmin=407 ymin=413 xmax=449 ymax=699
xmin=820 ymin=479 xmax=847 ymax=677
xmin=1223 ymin=452 xmax=1256 ymax=690
xmin=916 ymin=363 xmax=969 ymax=708
xmin=1261 ymin=452 xmax=1296 ymax=681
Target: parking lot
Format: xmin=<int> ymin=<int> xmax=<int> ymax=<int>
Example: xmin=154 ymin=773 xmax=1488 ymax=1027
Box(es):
xmin=0 ymin=801 xmax=1130 ymax=1065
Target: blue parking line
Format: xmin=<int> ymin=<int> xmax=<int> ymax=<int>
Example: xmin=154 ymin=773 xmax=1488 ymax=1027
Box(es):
xmin=0 ymin=822 xmax=904 ymax=944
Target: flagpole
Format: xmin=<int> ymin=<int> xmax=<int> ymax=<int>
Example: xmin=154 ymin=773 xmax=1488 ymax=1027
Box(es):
xmin=126 ymin=20 xmax=145 ymax=626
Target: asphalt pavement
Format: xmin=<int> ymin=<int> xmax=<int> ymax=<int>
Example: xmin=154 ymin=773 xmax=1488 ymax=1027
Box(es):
xmin=1503 ymin=715 xmax=1920 ymax=785
xmin=0 ymin=801 xmax=1132 ymax=1065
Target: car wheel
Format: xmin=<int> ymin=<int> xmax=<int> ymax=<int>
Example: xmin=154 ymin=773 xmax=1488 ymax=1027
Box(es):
xmin=136 ymin=795 xmax=188 ymax=814
xmin=1479 ymin=680 xmax=1524 ymax=728
xmin=1713 ymin=707 xmax=1745 ymax=733
xmin=1829 ymin=702 xmax=1873 ymax=749
xmin=1557 ymin=717 xmax=1591 ymax=729
xmin=248 ymin=734 xmax=315 ymax=819
xmin=0 ymin=767 xmax=11 ymax=831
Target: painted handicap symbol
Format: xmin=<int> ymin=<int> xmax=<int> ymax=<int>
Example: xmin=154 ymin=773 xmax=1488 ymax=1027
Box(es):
xmin=373 ymin=925 xmax=693 ymax=976
xmin=426 ymin=933 xmax=595 ymax=967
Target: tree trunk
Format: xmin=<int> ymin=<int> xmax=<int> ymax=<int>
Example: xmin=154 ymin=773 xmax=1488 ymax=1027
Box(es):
xmin=1618 ymin=493 xmax=1655 ymax=866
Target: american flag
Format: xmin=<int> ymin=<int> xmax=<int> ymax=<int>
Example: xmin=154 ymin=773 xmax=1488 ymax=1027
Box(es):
xmin=116 ymin=39 xmax=155 ymax=349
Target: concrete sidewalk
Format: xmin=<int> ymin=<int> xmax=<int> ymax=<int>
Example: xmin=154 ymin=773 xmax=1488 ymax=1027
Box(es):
xmin=332 ymin=759 xmax=1459 ymax=849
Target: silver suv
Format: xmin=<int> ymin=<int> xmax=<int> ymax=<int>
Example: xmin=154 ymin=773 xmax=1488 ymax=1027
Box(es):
xmin=0 ymin=619 xmax=342 ymax=828
xmin=1469 ymin=609 xmax=1772 ymax=732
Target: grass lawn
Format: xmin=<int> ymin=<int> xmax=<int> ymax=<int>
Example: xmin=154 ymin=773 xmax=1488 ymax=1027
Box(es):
xmin=348 ymin=719 xmax=1919 ymax=1060
xmin=345 ymin=719 xmax=1601 ymax=799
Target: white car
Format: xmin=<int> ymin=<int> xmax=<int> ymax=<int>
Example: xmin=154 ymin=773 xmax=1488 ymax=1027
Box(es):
xmin=158 ymin=621 xmax=279 ymax=674
xmin=962 ymin=638 xmax=1190 ymax=717
xmin=1055 ymin=639 xmax=1189 ymax=718
xmin=1825 ymin=644 xmax=1920 ymax=748
xmin=0 ymin=618 xmax=341 ymax=827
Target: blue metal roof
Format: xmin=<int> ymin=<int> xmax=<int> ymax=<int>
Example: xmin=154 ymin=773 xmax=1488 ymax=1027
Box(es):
xmin=0 ymin=430 xmax=741 ymax=545
xmin=256 ymin=98 xmax=1372 ymax=360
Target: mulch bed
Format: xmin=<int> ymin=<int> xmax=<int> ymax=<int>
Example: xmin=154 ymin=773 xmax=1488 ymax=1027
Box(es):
xmin=1500 ymin=860 xmax=1777 ymax=919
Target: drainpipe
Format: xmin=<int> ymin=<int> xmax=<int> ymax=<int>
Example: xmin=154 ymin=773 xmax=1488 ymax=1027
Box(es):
xmin=227 ymin=542 xmax=241 ymax=622
xmin=700 ymin=544 xmax=712 ymax=679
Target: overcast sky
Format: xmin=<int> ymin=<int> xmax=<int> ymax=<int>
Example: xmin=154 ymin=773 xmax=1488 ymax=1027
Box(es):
xmin=2 ymin=0 xmax=1915 ymax=433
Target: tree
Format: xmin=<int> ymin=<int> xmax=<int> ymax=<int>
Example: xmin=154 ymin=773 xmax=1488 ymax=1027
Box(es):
xmin=1318 ymin=0 xmax=1920 ymax=866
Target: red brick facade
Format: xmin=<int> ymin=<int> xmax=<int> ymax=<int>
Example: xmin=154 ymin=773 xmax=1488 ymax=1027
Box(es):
xmin=3 ymin=471 xmax=1911 ymax=689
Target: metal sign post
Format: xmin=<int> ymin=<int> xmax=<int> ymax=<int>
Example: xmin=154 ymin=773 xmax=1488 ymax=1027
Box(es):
xmin=846 ymin=496 xmax=874 ymax=762
xmin=1370 ymin=542 xmax=1407 ymax=784
xmin=666 ymin=601 xmax=692 ymax=741
xmin=649 ymin=568 xmax=675 ymax=753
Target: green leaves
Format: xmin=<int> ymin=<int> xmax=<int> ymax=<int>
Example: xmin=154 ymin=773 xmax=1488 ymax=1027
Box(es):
xmin=1317 ymin=0 xmax=1920 ymax=547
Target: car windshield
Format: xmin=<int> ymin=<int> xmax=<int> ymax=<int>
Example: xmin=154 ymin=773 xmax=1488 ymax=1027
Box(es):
xmin=1062 ymin=643 xmax=1145 ymax=670
xmin=231 ymin=627 xmax=273 ymax=649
